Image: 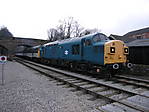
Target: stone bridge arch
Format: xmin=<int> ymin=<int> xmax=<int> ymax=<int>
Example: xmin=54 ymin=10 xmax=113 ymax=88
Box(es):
xmin=0 ymin=39 xmax=17 ymax=55
xmin=15 ymin=44 xmax=33 ymax=53
xmin=0 ymin=37 xmax=47 ymax=56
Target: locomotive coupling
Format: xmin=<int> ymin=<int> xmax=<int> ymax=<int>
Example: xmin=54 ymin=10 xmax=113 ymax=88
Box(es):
xmin=112 ymin=64 xmax=119 ymax=69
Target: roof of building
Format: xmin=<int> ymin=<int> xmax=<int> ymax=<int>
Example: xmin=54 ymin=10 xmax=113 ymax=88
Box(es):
xmin=15 ymin=37 xmax=46 ymax=41
xmin=109 ymin=34 xmax=122 ymax=40
xmin=110 ymin=34 xmax=135 ymax=43
xmin=127 ymin=39 xmax=149 ymax=47
xmin=0 ymin=36 xmax=14 ymax=40
xmin=124 ymin=27 xmax=149 ymax=37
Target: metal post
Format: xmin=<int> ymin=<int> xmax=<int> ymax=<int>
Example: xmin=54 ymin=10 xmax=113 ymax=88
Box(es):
xmin=0 ymin=56 xmax=7 ymax=85
xmin=1 ymin=64 xmax=4 ymax=85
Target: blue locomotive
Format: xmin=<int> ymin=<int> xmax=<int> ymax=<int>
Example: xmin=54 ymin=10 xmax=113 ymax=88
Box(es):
xmin=37 ymin=33 xmax=131 ymax=76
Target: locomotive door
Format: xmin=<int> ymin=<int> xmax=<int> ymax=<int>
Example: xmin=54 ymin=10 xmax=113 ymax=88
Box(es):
xmin=82 ymin=39 xmax=93 ymax=62
xmin=81 ymin=39 xmax=85 ymax=59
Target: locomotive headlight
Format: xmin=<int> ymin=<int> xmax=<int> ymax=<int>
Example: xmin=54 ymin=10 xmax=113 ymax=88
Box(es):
xmin=124 ymin=47 xmax=129 ymax=54
xmin=110 ymin=47 xmax=115 ymax=53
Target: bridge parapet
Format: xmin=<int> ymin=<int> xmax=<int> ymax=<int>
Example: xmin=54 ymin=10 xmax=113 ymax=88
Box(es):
xmin=0 ymin=37 xmax=47 ymax=55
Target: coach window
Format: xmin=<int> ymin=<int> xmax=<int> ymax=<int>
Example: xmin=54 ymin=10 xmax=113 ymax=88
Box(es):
xmin=35 ymin=48 xmax=38 ymax=53
xmin=84 ymin=39 xmax=92 ymax=46
xmin=72 ymin=45 xmax=80 ymax=55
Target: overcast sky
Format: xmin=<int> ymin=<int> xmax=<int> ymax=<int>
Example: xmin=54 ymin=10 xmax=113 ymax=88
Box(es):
xmin=0 ymin=0 xmax=149 ymax=40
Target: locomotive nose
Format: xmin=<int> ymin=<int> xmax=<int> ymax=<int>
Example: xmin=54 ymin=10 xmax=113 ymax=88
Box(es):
xmin=104 ymin=40 xmax=127 ymax=65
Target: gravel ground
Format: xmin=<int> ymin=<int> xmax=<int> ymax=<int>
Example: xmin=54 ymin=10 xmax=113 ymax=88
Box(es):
xmin=0 ymin=61 xmax=104 ymax=112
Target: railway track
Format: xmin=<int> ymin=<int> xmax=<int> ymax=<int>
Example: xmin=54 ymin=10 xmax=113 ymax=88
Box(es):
xmin=113 ymin=75 xmax=149 ymax=89
xmin=15 ymin=58 xmax=149 ymax=112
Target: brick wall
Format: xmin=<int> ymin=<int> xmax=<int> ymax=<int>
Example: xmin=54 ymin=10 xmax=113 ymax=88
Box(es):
xmin=144 ymin=32 xmax=149 ymax=38
xmin=128 ymin=32 xmax=149 ymax=39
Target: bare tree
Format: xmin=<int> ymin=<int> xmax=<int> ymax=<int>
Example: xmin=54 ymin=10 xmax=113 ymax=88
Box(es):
xmin=73 ymin=21 xmax=84 ymax=37
xmin=57 ymin=17 xmax=84 ymax=38
xmin=47 ymin=28 xmax=58 ymax=41
xmin=80 ymin=28 xmax=101 ymax=36
xmin=56 ymin=24 xmax=66 ymax=40
xmin=57 ymin=17 xmax=74 ymax=39
xmin=47 ymin=17 xmax=100 ymax=41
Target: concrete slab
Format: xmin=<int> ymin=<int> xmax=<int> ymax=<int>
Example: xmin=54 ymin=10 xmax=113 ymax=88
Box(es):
xmin=124 ymin=90 xmax=149 ymax=111
xmin=99 ymin=103 xmax=140 ymax=112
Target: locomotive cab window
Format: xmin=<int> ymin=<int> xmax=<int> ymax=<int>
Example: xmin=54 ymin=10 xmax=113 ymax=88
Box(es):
xmin=93 ymin=34 xmax=109 ymax=43
xmin=72 ymin=44 xmax=80 ymax=55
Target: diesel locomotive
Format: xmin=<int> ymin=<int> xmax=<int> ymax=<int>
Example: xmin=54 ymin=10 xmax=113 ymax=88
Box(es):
xmin=17 ymin=33 xmax=132 ymax=76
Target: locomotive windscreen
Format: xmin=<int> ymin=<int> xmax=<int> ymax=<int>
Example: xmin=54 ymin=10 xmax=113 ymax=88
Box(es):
xmin=93 ymin=34 xmax=109 ymax=43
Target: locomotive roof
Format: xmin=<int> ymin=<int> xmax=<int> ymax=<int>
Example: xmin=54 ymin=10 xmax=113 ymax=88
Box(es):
xmin=58 ymin=33 xmax=104 ymax=44
xmin=43 ymin=40 xmax=59 ymax=47
xmin=42 ymin=33 xmax=107 ymax=47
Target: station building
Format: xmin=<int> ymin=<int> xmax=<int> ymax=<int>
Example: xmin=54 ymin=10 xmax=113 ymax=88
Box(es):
xmin=110 ymin=27 xmax=149 ymax=43
xmin=127 ymin=39 xmax=149 ymax=65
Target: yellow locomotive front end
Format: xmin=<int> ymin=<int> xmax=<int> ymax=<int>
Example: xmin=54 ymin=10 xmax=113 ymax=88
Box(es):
xmin=104 ymin=40 xmax=128 ymax=64
xmin=104 ymin=40 xmax=131 ymax=70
